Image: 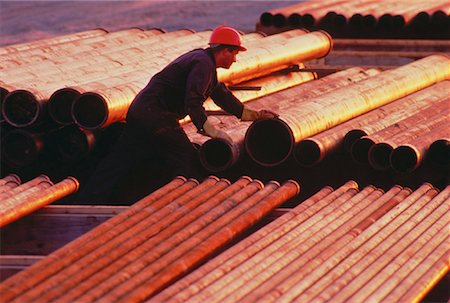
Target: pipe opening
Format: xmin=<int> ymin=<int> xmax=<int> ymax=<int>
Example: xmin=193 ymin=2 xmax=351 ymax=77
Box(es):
xmin=428 ymin=139 xmax=449 ymax=167
xmin=362 ymin=15 xmax=377 ymax=28
xmin=1 ymin=130 xmax=42 ymax=167
xmin=273 ymin=14 xmax=287 ymax=27
xmin=200 ymin=139 xmax=233 ymax=172
xmin=301 ymin=14 xmax=315 ymax=27
xmin=351 ymin=137 xmax=375 ymax=164
xmin=344 ymin=129 xmax=367 ymax=152
xmin=245 ymin=118 xmax=293 ymax=167
xmin=260 ymin=12 xmax=273 ymax=26
xmin=72 ymin=93 xmax=107 ymax=130
xmin=294 ymin=139 xmax=322 ymax=167
xmin=392 ymin=15 xmax=406 ymax=29
xmin=2 ymin=90 xmax=39 ymax=127
xmin=49 ymin=88 xmax=81 ymax=125
xmin=288 ymin=13 xmax=302 ymax=27
xmin=378 ymin=14 xmax=393 ymax=29
xmin=369 ymin=143 xmax=393 ymax=170
xmin=349 ymin=14 xmax=363 ymax=28
xmin=334 ymin=14 xmax=347 ymax=27
xmin=55 ymin=126 xmax=95 ymax=162
xmin=390 ymin=145 xmax=418 ymax=173
xmin=0 ymin=87 xmax=9 ymax=103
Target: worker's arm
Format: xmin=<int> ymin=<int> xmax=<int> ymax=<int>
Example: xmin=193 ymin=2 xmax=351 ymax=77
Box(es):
xmin=211 ymin=83 xmax=278 ymax=121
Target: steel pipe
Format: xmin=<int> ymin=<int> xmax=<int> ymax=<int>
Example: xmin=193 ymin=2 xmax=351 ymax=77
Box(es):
xmin=0 ymin=28 xmax=108 ymax=56
xmin=0 ymin=177 xmax=79 ymax=227
xmin=245 ymin=54 xmax=450 ymax=167
xmin=428 ymin=138 xmax=449 ymax=168
xmin=150 ymin=181 xmax=357 ymax=303
xmin=295 ymin=80 xmax=450 ymax=166
xmin=72 ymin=30 xmax=332 ymax=129
xmin=367 ymin=104 xmax=449 ymax=170
xmin=0 ymin=176 xmax=192 ymax=301
xmin=1 ymin=128 xmax=44 ymax=167
xmin=0 ymin=174 xmax=21 ymax=187
xmin=0 ymin=175 xmax=51 ymax=201
xmin=390 ymin=122 xmax=450 ymax=173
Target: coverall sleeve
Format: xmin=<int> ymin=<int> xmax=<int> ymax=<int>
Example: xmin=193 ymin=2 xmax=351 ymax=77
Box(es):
xmin=210 ymin=82 xmax=244 ymax=118
xmin=185 ymin=60 xmax=213 ymax=131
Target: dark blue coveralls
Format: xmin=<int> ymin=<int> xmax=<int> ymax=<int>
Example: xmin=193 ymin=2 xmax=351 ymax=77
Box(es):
xmin=75 ymin=48 xmax=244 ymax=204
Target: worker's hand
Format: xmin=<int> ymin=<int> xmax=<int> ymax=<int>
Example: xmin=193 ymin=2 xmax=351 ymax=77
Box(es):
xmin=241 ymin=106 xmax=278 ymax=121
xmin=203 ymin=117 xmax=233 ymax=142
xmin=257 ymin=109 xmax=279 ymax=119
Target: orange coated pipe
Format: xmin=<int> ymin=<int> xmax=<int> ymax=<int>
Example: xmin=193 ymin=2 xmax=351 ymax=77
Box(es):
xmin=26 ymin=177 xmax=228 ymax=302
xmin=324 ymin=191 xmax=447 ymax=303
xmin=295 ymin=183 xmax=437 ymax=303
xmin=0 ymin=174 xmax=21 ymax=193
xmin=0 ymin=176 xmax=192 ymax=301
xmin=237 ymin=186 xmax=385 ymax=303
xmin=350 ymin=211 xmax=449 ymax=303
xmin=295 ymin=80 xmax=450 ymax=166
xmin=111 ymin=180 xmax=299 ymax=303
xmin=149 ymin=184 xmax=340 ymax=303
xmin=0 ymin=175 xmax=51 ymax=201
xmin=309 ymin=185 xmax=443 ymax=303
xmin=180 ymin=182 xmax=361 ymax=303
xmin=0 ymin=177 xmax=78 ymax=227
xmin=245 ymin=54 xmax=450 ymax=167
xmin=390 ymin=122 xmax=450 ymax=173
xmin=76 ymin=179 xmax=265 ymax=303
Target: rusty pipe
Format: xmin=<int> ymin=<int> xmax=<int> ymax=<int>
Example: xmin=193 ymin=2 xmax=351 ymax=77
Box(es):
xmin=0 ymin=177 xmax=79 ymax=227
xmin=390 ymin=122 xmax=450 ymax=173
xmin=295 ymin=80 xmax=450 ymax=166
xmin=245 ymin=54 xmax=450 ymax=167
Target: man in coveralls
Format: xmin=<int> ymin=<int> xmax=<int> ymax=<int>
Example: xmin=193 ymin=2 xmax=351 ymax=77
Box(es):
xmin=75 ymin=26 xmax=277 ymax=205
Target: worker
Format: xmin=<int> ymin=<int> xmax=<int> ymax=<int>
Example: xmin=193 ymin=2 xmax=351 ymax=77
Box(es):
xmin=75 ymin=26 xmax=278 ymax=205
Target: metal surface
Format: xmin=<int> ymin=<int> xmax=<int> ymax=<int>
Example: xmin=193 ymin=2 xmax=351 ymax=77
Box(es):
xmin=295 ymin=80 xmax=450 ymax=166
xmin=245 ymin=54 xmax=450 ymax=167
xmin=0 ymin=177 xmax=79 ymax=227
xmin=0 ymin=176 xmax=299 ymax=303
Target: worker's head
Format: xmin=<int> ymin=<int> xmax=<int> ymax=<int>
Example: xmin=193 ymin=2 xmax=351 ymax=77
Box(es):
xmin=209 ymin=26 xmax=246 ymax=69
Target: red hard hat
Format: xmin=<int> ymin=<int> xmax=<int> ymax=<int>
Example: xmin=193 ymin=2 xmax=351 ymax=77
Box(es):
xmin=209 ymin=26 xmax=247 ymax=51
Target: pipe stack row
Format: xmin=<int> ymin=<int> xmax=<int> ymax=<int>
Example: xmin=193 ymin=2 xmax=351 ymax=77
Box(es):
xmin=0 ymin=174 xmax=79 ymax=227
xmin=0 ymin=175 xmax=300 ymax=302
xmin=243 ymin=54 xmax=450 ymax=172
xmin=188 ymin=66 xmax=380 ymax=172
xmin=151 ymin=182 xmax=450 ymax=303
xmin=1 ymin=28 xmax=330 ymax=172
xmin=1 ymin=28 xmax=331 ymax=129
xmin=258 ymin=0 xmax=450 ymax=39
xmin=194 ymin=54 xmax=449 ymax=174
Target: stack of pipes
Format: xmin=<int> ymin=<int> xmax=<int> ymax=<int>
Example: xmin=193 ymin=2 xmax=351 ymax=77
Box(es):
xmin=243 ymin=54 xmax=450 ymax=170
xmin=258 ymin=0 xmax=450 ymax=39
xmin=0 ymin=175 xmax=79 ymax=227
xmin=152 ymin=182 xmax=449 ymax=303
xmin=0 ymin=175 xmax=300 ymax=302
xmin=187 ymin=66 xmax=380 ymax=172
xmin=1 ymin=27 xmax=332 ymax=170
